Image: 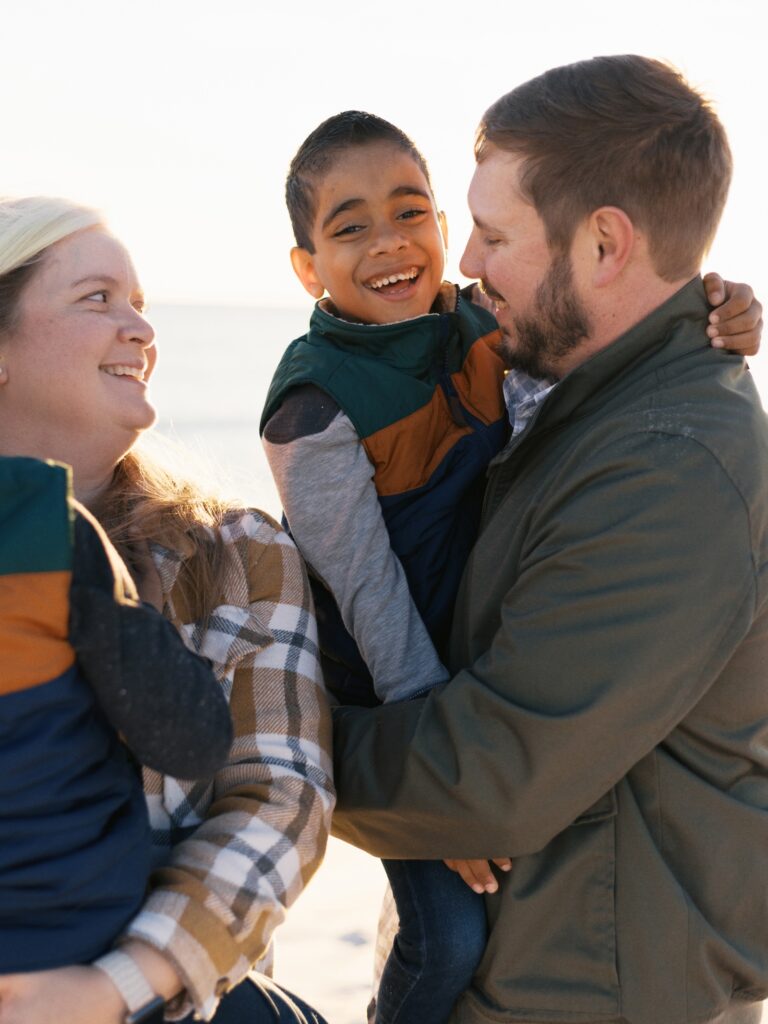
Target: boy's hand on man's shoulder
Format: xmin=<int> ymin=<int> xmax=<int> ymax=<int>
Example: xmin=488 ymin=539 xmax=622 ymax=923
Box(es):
xmin=703 ymin=273 xmax=762 ymax=354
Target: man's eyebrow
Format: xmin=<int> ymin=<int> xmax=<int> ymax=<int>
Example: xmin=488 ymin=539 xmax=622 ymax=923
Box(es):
xmin=471 ymin=214 xmax=494 ymax=231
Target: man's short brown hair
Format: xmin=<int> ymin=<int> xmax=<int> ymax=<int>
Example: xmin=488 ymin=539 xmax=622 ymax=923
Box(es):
xmin=475 ymin=55 xmax=732 ymax=281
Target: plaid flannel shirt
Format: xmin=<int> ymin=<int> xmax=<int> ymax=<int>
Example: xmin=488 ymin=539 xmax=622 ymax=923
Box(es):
xmin=123 ymin=510 xmax=335 ymax=1021
xmin=503 ymin=368 xmax=556 ymax=437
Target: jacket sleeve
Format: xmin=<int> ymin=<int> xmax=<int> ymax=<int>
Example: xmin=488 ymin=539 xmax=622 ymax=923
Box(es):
xmin=69 ymin=501 xmax=233 ymax=780
xmin=123 ymin=518 xmax=335 ymax=1022
xmin=332 ymin=431 xmax=759 ymax=859
xmin=263 ymin=387 xmax=448 ymax=701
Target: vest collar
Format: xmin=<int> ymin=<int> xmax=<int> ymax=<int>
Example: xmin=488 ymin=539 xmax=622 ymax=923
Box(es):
xmin=308 ymin=282 xmax=460 ymax=374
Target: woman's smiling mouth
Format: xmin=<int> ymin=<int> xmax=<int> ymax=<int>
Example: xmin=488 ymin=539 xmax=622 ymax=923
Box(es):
xmin=100 ymin=363 xmax=147 ymax=383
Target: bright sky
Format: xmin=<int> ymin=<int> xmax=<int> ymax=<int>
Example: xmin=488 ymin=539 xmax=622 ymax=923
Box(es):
xmin=4 ymin=0 xmax=767 ymax=386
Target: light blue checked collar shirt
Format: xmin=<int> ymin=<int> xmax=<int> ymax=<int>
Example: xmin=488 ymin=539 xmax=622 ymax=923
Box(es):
xmin=503 ymin=368 xmax=557 ymax=437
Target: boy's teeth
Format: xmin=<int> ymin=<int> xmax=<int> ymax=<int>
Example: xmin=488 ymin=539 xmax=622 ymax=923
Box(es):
xmin=369 ymin=269 xmax=418 ymax=289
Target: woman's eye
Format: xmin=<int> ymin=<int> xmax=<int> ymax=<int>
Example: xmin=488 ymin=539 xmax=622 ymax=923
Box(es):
xmin=85 ymin=290 xmax=108 ymax=303
xmin=399 ymin=208 xmax=426 ymax=221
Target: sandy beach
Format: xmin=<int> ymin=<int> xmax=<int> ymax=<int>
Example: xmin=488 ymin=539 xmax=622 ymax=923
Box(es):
xmin=275 ymin=837 xmax=385 ymax=1024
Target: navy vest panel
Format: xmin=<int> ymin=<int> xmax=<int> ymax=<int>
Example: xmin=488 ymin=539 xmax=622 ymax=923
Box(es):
xmin=0 ymin=665 xmax=150 ymax=970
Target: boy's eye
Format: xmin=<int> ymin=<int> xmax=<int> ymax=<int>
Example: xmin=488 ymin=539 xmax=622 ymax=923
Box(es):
xmin=333 ymin=224 xmax=365 ymax=238
xmin=398 ymin=207 xmax=427 ymax=221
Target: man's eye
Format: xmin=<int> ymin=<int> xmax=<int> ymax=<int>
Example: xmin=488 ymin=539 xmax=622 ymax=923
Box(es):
xmin=484 ymin=237 xmax=502 ymax=248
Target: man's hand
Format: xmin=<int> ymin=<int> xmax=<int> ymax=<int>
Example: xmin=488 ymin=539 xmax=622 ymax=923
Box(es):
xmin=444 ymin=857 xmax=512 ymax=894
xmin=703 ymin=274 xmax=762 ymax=355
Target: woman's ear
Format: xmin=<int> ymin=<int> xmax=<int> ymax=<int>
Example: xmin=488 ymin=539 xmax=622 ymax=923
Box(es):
xmin=290 ymin=247 xmax=325 ymax=300
xmin=438 ymin=210 xmax=448 ymax=251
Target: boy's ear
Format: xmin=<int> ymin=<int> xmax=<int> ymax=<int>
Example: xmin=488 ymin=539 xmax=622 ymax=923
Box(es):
xmin=438 ymin=210 xmax=448 ymax=250
xmin=290 ymin=247 xmax=325 ymax=300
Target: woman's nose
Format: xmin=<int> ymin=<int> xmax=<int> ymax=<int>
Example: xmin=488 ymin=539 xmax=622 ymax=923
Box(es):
xmin=119 ymin=307 xmax=156 ymax=348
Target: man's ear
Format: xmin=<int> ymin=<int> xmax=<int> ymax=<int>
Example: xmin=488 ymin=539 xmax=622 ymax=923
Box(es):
xmin=290 ymin=247 xmax=325 ymax=299
xmin=438 ymin=210 xmax=448 ymax=251
xmin=586 ymin=207 xmax=635 ymax=287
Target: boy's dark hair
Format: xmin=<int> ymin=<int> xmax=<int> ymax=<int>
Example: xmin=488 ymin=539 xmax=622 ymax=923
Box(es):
xmin=475 ymin=55 xmax=732 ymax=281
xmin=286 ymin=111 xmax=433 ymax=253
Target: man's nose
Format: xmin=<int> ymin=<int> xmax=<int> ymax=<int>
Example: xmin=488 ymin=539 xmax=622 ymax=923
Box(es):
xmin=459 ymin=232 xmax=482 ymax=279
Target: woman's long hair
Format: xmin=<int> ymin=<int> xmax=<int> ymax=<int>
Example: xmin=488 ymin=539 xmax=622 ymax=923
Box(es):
xmin=92 ymin=439 xmax=248 ymax=623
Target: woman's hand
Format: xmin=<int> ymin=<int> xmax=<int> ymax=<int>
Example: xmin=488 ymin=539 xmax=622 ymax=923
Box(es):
xmin=0 ymin=942 xmax=183 ymax=1024
xmin=444 ymin=857 xmax=512 ymax=894
xmin=703 ymin=274 xmax=762 ymax=354
xmin=0 ymin=965 xmax=123 ymax=1024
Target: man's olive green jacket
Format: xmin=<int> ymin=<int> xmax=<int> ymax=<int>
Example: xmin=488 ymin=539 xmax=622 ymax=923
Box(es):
xmin=332 ymin=278 xmax=768 ymax=1024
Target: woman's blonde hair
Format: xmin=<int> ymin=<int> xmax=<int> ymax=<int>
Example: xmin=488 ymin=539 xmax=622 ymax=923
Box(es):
xmin=0 ymin=196 xmax=103 ymax=332
xmin=92 ymin=438 xmax=248 ymax=623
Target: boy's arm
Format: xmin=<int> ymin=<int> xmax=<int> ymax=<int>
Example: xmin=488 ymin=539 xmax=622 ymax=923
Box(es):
xmin=263 ymin=385 xmax=448 ymax=702
xmin=69 ymin=501 xmax=233 ymax=779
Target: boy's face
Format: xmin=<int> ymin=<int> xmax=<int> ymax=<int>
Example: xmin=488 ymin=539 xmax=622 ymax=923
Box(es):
xmin=291 ymin=141 xmax=447 ymax=325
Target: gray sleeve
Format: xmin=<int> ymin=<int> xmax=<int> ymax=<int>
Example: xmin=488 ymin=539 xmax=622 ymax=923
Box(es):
xmin=263 ymin=391 xmax=448 ymax=701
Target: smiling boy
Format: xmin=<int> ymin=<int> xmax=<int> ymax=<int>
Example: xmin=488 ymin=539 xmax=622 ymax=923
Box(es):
xmin=260 ymin=111 xmax=510 ymax=1024
xmin=262 ymin=113 xmax=508 ymax=708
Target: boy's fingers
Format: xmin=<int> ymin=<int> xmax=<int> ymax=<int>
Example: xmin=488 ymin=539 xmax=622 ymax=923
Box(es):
xmin=465 ymin=859 xmax=499 ymax=894
xmin=702 ymin=271 xmax=726 ymax=308
xmin=444 ymin=858 xmax=491 ymax=892
xmin=492 ymin=857 xmax=513 ymax=872
xmin=708 ymin=280 xmax=759 ymax=323
xmin=445 ymin=858 xmax=511 ymax=892
xmin=708 ymin=317 xmax=763 ymax=355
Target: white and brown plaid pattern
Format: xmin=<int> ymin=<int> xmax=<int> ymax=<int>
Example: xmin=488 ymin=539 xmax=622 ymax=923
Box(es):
xmin=122 ymin=510 xmax=335 ymax=1021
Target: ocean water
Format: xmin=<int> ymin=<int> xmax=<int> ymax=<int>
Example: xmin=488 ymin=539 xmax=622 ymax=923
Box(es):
xmin=147 ymin=303 xmax=311 ymax=520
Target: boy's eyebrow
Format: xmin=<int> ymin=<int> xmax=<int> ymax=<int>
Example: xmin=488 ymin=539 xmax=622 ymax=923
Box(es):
xmin=321 ymin=186 xmax=432 ymax=231
xmin=389 ymin=185 xmax=431 ymax=202
xmin=322 ymin=198 xmax=363 ymax=231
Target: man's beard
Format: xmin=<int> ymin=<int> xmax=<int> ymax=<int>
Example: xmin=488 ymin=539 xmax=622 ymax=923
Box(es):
xmin=497 ymin=252 xmax=592 ymax=380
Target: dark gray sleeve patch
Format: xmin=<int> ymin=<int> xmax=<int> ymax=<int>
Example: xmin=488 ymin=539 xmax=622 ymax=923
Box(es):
xmin=263 ymin=384 xmax=342 ymax=443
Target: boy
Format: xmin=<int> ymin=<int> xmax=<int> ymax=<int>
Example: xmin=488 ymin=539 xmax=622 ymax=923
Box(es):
xmin=261 ymin=111 xmax=515 ymax=1024
xmin=260 ymin=112 xmax=759 ymax=1023
xmin=0 ymin=455 xmax=232 ymax=972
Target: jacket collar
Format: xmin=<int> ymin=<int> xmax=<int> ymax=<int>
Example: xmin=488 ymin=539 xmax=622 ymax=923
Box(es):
xmin=512 ymin=276 xmax=710 ymax=438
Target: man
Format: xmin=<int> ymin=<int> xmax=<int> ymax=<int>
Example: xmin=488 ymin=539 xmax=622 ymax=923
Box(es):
xmin=332 ymin=55 xmax=768 ymax=1024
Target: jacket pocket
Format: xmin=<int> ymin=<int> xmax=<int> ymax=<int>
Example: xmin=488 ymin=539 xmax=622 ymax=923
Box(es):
xmin=572 ymin=786 xmax=618 ymax=826
xmin=473 ymin=789 xmax=620 ymax=1020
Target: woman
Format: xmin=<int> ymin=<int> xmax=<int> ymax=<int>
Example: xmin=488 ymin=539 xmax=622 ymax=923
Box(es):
xmin=0 ymin=196 xmax=334 ymax=1024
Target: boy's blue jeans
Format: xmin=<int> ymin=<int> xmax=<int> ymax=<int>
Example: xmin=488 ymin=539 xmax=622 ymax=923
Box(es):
xmin=376 ymin=858 xmax=487 ymax=1024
